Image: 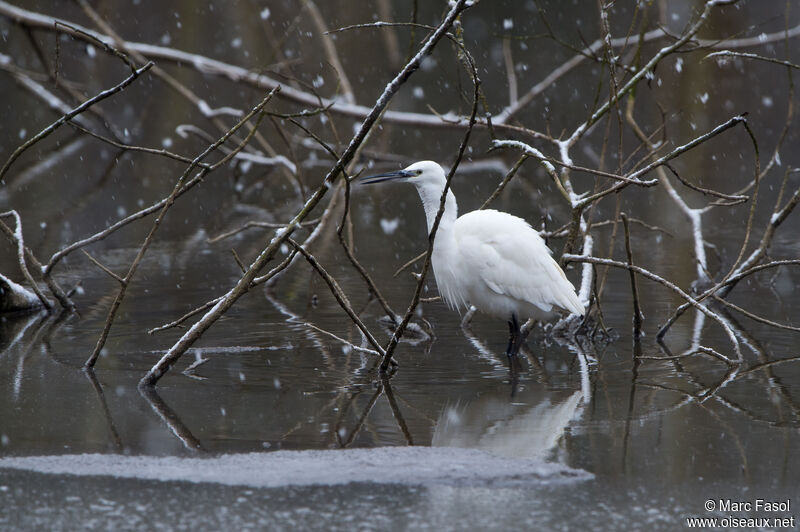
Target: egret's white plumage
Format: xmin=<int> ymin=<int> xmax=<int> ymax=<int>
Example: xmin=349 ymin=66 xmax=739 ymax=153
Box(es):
xmin=362 ymin=160 xmax=583 ymax=356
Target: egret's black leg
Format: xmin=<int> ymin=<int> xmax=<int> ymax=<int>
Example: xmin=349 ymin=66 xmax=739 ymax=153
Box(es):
xmin=505 ymin=315 xmax=523 ymax=396
xmin=506 ymin=319 xmax=517 ymax=358
xmin=506 ymin=314 xmax=522 ymax=359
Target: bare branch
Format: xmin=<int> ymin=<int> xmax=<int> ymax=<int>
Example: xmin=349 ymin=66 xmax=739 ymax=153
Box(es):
xmin=0 ymin=62 xmax=153 ymax=181
xmin=80 ymin=250 xmax=124 ymax=284
xmin=621 ymin=214 xmax=644 ymax=338
xmin=0 ymin=210 xmax=51 ymax=309
xmin=704 ymin=50 xmax=800 ymax=71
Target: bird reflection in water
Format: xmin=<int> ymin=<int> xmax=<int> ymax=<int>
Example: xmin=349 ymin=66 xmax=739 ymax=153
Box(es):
xmin=432 ymin=388 xmax=582 ymax=461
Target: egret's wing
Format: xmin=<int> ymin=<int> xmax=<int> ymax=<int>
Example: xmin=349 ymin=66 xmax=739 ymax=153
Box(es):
xmin=455 ymin=210 xmax=584 ymax=316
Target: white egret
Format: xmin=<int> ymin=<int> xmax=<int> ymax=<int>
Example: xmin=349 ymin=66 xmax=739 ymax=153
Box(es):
xmin=361 ymin=160 xmax=584 ymax=358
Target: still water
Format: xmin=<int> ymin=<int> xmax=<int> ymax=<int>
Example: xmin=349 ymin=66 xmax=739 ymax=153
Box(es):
xmin=1 ymin=1 xmax=799 ymax=530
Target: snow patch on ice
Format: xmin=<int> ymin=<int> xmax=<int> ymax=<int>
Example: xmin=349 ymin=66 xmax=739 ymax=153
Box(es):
xmin=0 ymin=447 xmax=590 ymax=488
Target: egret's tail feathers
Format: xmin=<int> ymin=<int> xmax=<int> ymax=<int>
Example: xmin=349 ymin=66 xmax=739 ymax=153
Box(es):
xmin=560 ymin=287 xmax=585 ymax=317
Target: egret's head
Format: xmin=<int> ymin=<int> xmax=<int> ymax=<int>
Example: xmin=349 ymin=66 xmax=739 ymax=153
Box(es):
xmin=359 ymin=160 xmax=445 ymax=187
xmin=360 ymin=160 xmax=456 ymax=228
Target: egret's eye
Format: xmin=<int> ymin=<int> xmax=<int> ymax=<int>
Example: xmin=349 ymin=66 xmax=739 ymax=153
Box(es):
xmin=416 ymin=170 xmax=423 ymax=175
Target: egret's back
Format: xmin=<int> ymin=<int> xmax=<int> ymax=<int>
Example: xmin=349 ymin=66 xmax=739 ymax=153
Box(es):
xmin=437 ymin=209 xmax=584 ymax=320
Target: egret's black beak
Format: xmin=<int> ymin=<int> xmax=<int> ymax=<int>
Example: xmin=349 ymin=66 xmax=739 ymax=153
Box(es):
xmin=359 ymin=169 xmax=414 ymax=185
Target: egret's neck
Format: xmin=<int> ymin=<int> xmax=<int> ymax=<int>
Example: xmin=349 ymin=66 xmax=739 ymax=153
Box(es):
xmin=414 ymin=183 xmax=458 ymax=236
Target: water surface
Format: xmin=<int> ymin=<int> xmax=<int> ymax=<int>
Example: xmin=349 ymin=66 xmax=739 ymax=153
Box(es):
xmin=1 ymin=1 xmax=799 ymax=530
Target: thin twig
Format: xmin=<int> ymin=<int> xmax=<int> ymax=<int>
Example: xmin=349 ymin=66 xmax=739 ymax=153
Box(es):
xmin=711 ymin=295 xmax=800 ymax=333
xmin=289 ymin=238 xmax=389 ymax=360
xmin=147 ymin=249 xmax=298 ymax=335
xmin=0 ymin=62 xmax=153 ymax=181
xmin=479 ymin=154 xmax=528 ymax=210
xmin=80 ymin=250 xmax=124 ymax=283
xmin=621 ymin=214 xmax=643 ymax=338
xmin=337 ymin=175 xmax=398 ymax=323
xmin=704 ymin=50 xmax=800 ymax=70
